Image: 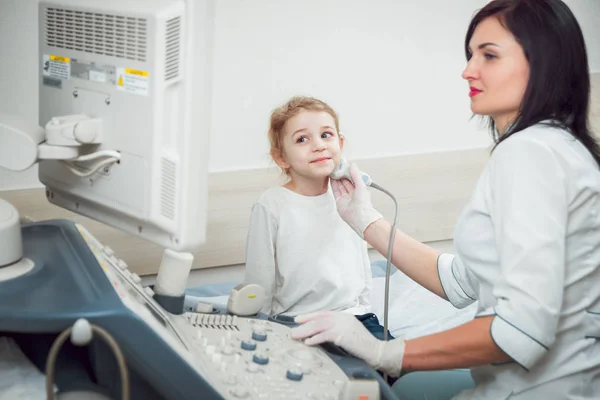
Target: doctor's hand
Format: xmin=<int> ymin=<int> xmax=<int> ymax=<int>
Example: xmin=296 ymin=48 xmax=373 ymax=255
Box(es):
xmin=290 ymin=311 xmax=406 ymax=378
xmin=331 ymin=163 xmax=383 ymax=239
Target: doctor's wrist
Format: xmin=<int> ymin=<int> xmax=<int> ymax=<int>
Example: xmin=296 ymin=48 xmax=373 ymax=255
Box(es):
xmin=351 ymin=208 xmax=383 ymax=239
xmin=375 ymin=338 xmax=406 ymax=378
xmin=363 ymin=218 xmax=390 ymax=243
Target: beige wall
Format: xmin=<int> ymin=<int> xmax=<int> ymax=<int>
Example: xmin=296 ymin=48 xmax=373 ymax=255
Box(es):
xmin=2 ymin=148 xmax=489 ymax=275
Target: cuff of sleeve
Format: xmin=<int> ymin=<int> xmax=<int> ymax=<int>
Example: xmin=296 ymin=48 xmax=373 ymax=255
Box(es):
xmin=437 ymin=253 xmax=475 ymax=309
xmin=377 ymin=338 xmax=406 ymax=378
xmin=490 ymin=314 xmax=548 ymax=371
xmin=357 ymin=209 xmax=383 ymax=240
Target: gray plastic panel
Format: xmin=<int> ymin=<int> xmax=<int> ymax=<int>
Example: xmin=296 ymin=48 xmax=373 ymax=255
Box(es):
xmin=0 ymin=220 xmax=221 ymax=400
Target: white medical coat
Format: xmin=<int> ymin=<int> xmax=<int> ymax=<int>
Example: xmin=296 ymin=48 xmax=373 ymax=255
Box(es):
xmin=437 ymin=123 xmax=600 ymax=399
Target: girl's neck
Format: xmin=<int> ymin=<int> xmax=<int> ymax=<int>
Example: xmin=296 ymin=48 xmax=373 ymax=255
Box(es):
xmin=284 ymin=174 xmax=329 ymax=196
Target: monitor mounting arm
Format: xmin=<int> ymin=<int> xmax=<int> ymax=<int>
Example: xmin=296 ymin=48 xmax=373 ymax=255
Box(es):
xmin=0 ymin=113 xmax=105 ymax=172
xmin=0 ymin=113 xmax=117 ymax=280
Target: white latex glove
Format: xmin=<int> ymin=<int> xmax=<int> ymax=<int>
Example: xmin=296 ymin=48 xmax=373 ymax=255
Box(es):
xmin=330 ymin=163 xmax=383 ymax=239
xmin=290 ymin=311 xmax=406 ymax=378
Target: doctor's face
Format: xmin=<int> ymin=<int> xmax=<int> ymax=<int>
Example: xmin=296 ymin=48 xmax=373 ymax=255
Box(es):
xmin=462 ymin=16 xmax=530 ymax=133
xmin=276 ymin=110 xmax=344 ymax=180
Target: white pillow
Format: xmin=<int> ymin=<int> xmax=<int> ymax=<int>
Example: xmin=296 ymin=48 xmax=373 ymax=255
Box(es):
xmin=370 ymin=271 xmax=477 ymax=340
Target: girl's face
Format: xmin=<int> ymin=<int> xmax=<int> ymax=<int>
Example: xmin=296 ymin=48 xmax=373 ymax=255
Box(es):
xmin=275 ymin=110 xmax=344 ymax=181
xmin=462 ymin=16 xmax=530 ymax=134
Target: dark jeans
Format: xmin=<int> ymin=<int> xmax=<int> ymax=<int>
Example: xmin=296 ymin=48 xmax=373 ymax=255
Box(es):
xmin=356 ymin=312 xmax=394 ymax=341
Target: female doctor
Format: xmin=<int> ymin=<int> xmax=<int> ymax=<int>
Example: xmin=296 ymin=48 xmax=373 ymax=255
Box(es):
xmin=290 ymin=0 xmax=600 ymax=398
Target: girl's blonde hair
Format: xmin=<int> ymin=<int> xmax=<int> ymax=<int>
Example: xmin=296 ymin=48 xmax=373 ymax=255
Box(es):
xmin=268 ymin=96 xmax=340 ymax=175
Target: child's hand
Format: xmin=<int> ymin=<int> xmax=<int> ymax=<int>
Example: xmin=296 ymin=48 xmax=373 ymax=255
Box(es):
xmin=331 ymin=163 xmax=382 ymax=238
xmin=290 ymin=311 xmax=406 ymax=378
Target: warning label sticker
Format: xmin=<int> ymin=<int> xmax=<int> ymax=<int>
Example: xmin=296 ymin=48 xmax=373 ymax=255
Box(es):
xmin=116 ymin=67 xmax=149 ymax=96
xmin=42 ymin=54 xmax=71 ymax=80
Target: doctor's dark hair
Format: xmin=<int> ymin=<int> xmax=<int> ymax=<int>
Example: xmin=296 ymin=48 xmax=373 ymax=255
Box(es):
xmin=466 ymin=0 xmax=600 ymax=167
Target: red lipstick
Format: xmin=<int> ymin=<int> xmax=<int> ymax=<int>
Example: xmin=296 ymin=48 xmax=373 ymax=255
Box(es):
xmin=469 ymin=87 xmax=482 ymax=97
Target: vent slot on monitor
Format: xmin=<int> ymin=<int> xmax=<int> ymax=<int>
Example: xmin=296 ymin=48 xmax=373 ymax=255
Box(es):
xmin=44 ymin=7 xmax=147 ymax=62
xmin=160 ymin=157 xmax=177 ymax=220
xmin=165 ymin=16 xmax=181 ymax=81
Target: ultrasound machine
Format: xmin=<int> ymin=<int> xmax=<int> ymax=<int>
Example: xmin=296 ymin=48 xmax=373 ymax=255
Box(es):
xmin=0 ymin=1 xmax=399 ymax=399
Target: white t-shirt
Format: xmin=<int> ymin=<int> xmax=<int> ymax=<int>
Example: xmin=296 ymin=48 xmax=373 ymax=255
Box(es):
xmin=437 ymin=123 xmax=600 ymax=399
xmin=243 ymin=186 xmax=372 ymax=316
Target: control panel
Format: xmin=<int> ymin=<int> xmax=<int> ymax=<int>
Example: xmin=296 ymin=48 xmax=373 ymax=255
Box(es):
xmin=174 ymin=312 xmax=350 ymax=400
xmin=76 ymin=223 xmax=381 ymax=400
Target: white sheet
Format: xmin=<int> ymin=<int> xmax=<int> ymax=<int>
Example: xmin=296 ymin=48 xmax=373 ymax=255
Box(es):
xmin=0 ymin=337 xmax=52 ymax=399
xmin=370 ymin=272 xmax=477 ymax=340
xmin=185 ymin=270 xmax=477 ymax=340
